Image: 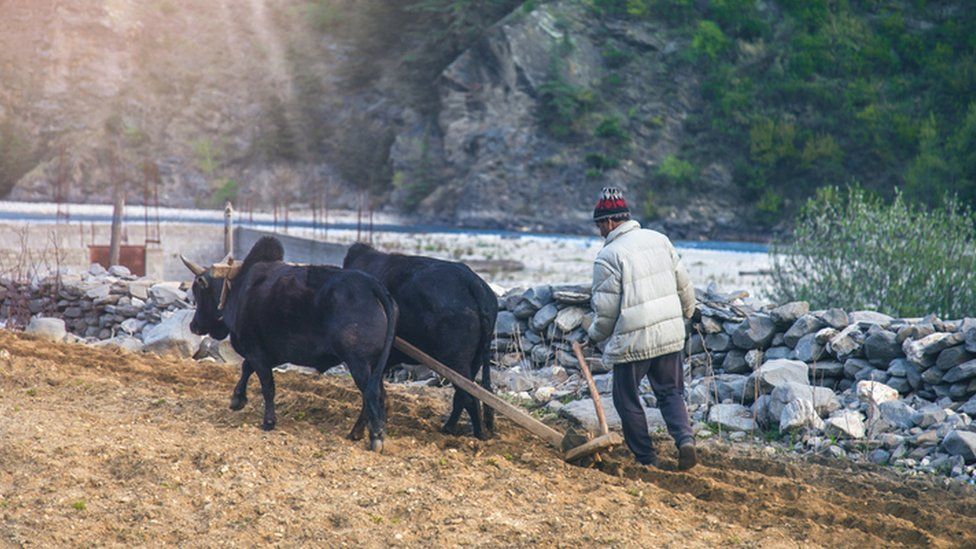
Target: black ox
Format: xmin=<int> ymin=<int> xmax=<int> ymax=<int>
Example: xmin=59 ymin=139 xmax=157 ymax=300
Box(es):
xmin=343 ymin=243 xmax=498 ymax=439
xmin=183 ymin=237 xmax=397 ymax=451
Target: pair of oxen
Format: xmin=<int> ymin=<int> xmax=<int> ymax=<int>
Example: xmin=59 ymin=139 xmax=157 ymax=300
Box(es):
xmin=180 ymin=237 xmax=497 ymax=452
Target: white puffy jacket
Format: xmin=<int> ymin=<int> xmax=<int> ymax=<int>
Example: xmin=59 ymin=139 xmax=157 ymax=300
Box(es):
xmin=587 ymin=220 xmax=695 ymax=364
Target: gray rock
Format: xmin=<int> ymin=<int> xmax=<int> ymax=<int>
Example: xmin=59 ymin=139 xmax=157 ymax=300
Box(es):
xmin=814 ymin=327 xmax=839 ymax=345
xmin=732 ymin=314 xmax=777 ymax=350
xmin=701 ymin=316 xmax=724 ymax=334
xmin=705 ymin=332 xmax=733 ymax=352
xmin=25 ymin=317 xmax=67 ymax=342
xmin=149 ymin=283 xmax=186 ymax=307
xmin=843 ymin=358 xmax=871 ymax=379
xmin=941 ymin=430 xmax=976 ymax=463
xmin=708 ymin=403 xmax=757 ymax=432
xmin=935 ymin=346 xmax=974 ymax=372
xmin=817 ymin=308 xmax=849 ymax=330
xmin=921 ymin=366 xmax=945 ymax=385
xmin=904 ymin=332 xmax=963 ymax=364
xmin=108 ymin=265 xmax=132 ymax=277
xmin=745 ymin=349 xmax=764 ymax=371
xmin=769 ymin=382 xmax=840 ymax=420
xmin=552 ymin=285 xmax=590 ymax=305
xmin=812 ymin=361 xmax=844 ymax=378
xmin=765 ymin=346 xmax=793 ymax=360
xmin=119 ymin=318 xmax=146 ymax=335
xmin=886 ymin=376 xmax=913 ymax=394
xmin=722 ymin=350 xmax=750 ymax=374
xmin=523 ymin=285 xmax=553 ymax=308
xmin=88 ymin=263 xmax=109 ymax=276
xmin=961 ymin=395 xmax=976 ymax=416
xmin=715 ymin=374 xmax=749 ymax=403
xmin=864 ymin=330 xmax=902 ymax=365
xmin=770 ymin=301 xmax=810 ymax=327
xmin=497 ymin=370 xmax=536 ymax=392
xmin=878 ymin=400 xmax=917 ymax=429
xmin=913 ymin=405 xmax=948 ymax=428
xmin=868 ymin=448 xmax=891 ymax=465
xmin=824 ymin=411 xmax=866 ymax=439
xmin=560 ymin=398 xmax=666 ymax=434
xmin=554 ymin=306 xmax=587 ymax=333
xmin=828 ymin=324 xmax=863 ymax=359
xmin=780 ymin=399 xmax=825 ymax=432
xmin=887 ymin=358 xmax=911 ymax=378
xmin=495 ymin=311 xmax=519 ymax=337
xmin=943 ymin=359 xmax=976 ymax=384
xmin=686 ymin=334 xmax=705 ymax=355
xmin=794 ymin=333 xmax=826 ymax=363
xmin=849 ymin=311 xmax=893 ymax=327
xmin=141 ymin=310 xmax=203 ymax=358
xmin=511 ymin=299 xmax=538 ymax=320
xmin=530 ymin=303 xmax=558 ymax=332
xmin=856 ymin=380 xmax=900 ymax=406
xmin=784 ymin=314 xmax=827 ymax=348
xmin=530 ymin=344 xmax=552 ymax=365
xmin=948 ymin=381 xmax=972 ymax=401
xmin=745 ymin=359 xmax=809 ymax=398
xmin=855 ymin=368 xmax=888 ymax=383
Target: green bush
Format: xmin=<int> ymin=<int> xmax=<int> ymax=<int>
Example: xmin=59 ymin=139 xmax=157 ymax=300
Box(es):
xmin=585 ymin=152 xmax=619 ymax=172
xmin=690 ymin=21 xmax=729 ymax=62
xmin=657 ymin=154 xmax=695 ymax=184
xmin=212 ymin=178 xmax=239 ymax=207
xmin=769 ymin=186 xmax=976 ymax=318
xmin=538 ymin=77 xmax=594 ymax=139
xmin=595 ymin=115 xmax=628 ymax=141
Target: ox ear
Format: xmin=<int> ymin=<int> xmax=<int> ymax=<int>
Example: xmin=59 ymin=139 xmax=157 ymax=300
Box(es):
xmin=180 ymin=254 xmax=206 ymax=277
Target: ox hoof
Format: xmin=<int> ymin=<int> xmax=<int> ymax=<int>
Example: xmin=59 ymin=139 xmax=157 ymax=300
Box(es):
xmin=440 ymin=424 xmax=464 ymax=437
xmin=261 ymin=420 xmax=276 ymax=431
xmin=370 ymin=438 xmax=384 ymax=453
xmin=347 ymin=430 xmax=365 ymax=442
xmin=229 ymin=396 xmax=247 ymax=411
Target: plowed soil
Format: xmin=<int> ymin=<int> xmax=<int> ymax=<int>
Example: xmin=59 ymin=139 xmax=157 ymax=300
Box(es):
xmin=1 ymin=332 xmax=974 ymax=547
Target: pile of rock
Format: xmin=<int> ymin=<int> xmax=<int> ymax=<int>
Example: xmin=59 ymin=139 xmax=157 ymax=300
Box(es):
xmin=5 ymin=264 xmax=224 ymax=360
xmin=492 ymin=283 xmax=976 ymax=483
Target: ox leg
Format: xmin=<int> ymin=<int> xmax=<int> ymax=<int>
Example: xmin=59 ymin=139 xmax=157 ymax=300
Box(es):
xmin=441 ymin=389 xmax=466 ymax=436
xmin=253 ymin=364 xmax=277 ymax=431
xmin=349 ymin=360 xmax=386 ymax=451
xmin=347 ymin=383 xmax=389 ymax=442
xmin=465 ymin=390 xmax=486 ymax=440
xmin=229 ymin=360 xmax=254 ymax=411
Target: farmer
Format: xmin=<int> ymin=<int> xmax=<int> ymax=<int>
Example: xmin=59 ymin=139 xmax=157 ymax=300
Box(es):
xmin=585 ymin=187 xmax=698 ymax=470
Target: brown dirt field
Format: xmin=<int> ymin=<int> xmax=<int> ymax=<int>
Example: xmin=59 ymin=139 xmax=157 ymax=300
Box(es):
xmin=1 ymin=332 xmax=975 ymax=548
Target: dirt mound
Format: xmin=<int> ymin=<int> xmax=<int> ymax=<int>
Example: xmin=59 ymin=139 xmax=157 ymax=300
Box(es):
xmin=1 ymin=332 xmax=974 ymax=547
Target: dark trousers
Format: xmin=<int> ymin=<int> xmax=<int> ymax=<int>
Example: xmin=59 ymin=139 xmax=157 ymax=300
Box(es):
xmin=612 ymin=351 xmax=694 ymax=465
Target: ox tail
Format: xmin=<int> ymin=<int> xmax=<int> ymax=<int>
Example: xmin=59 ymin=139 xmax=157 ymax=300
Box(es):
xmin=365 ymin=281 xmax=397 ymax=451
xmin=472 ymin=279 xmax=497 ymax=434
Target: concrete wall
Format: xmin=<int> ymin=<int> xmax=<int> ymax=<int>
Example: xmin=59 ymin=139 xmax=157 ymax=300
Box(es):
xmin=234 ymin=228 xmax=349 ymax=266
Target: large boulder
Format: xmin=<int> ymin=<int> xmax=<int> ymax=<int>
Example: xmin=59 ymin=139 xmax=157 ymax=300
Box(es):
xmin=732 ymin=314 xmax=777 ymax=350
xmin=769 ymin=382 xmax=840 ymax=420
xmin=745 ymin=359 xmax=809 ymax=398
xmin=935 ymin=346 xmax=974 ymax=372
xmin=149 ymin=282 xmax=187 ymax=307
xmin=941 ymin=430 xmax=976 ymax=463
xmin=827 ymin=324 xmax=863 ymax=359
xmin=708 ymin=403 xmax=757 ymax=432
xmin=25 ymin=317 xmax=67 ymax=343
xmin=142 ymin=310 xmax=203 ymax=358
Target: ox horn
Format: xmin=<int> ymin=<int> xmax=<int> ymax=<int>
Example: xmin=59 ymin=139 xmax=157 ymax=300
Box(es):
xmin=180 ymin=254 xmax=206 ymax=277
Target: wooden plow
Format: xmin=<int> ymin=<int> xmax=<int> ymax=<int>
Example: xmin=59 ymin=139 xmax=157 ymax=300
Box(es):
xmin=394 ymin=338 xmax=622 ymax=463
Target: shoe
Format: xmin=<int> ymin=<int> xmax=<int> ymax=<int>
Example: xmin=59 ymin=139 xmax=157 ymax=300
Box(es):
xmin=640 ymin=453 xmax=660 ymax=469
xmin=677 ymin=443 xmax=697 ymax=471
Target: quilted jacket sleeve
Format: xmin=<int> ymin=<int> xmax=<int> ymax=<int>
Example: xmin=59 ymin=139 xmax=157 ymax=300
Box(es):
xmin=671 ymin=244 xmax=696 ymax=319
xmin=588 ymin=257 xmax=622 ymax=343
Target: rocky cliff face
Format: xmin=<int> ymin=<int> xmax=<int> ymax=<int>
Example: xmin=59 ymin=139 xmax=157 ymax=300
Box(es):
xmin=1 ymin=0 xmax=753 ymax=238
xmin=0 ymin=0 xmax=353 ymax=208
xmin=390 ymin=1 xmax=752 ymax=238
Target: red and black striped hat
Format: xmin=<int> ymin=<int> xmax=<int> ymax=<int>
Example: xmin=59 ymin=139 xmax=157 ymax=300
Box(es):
xmin=593 ymin=187 xmax=631 ymax=221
